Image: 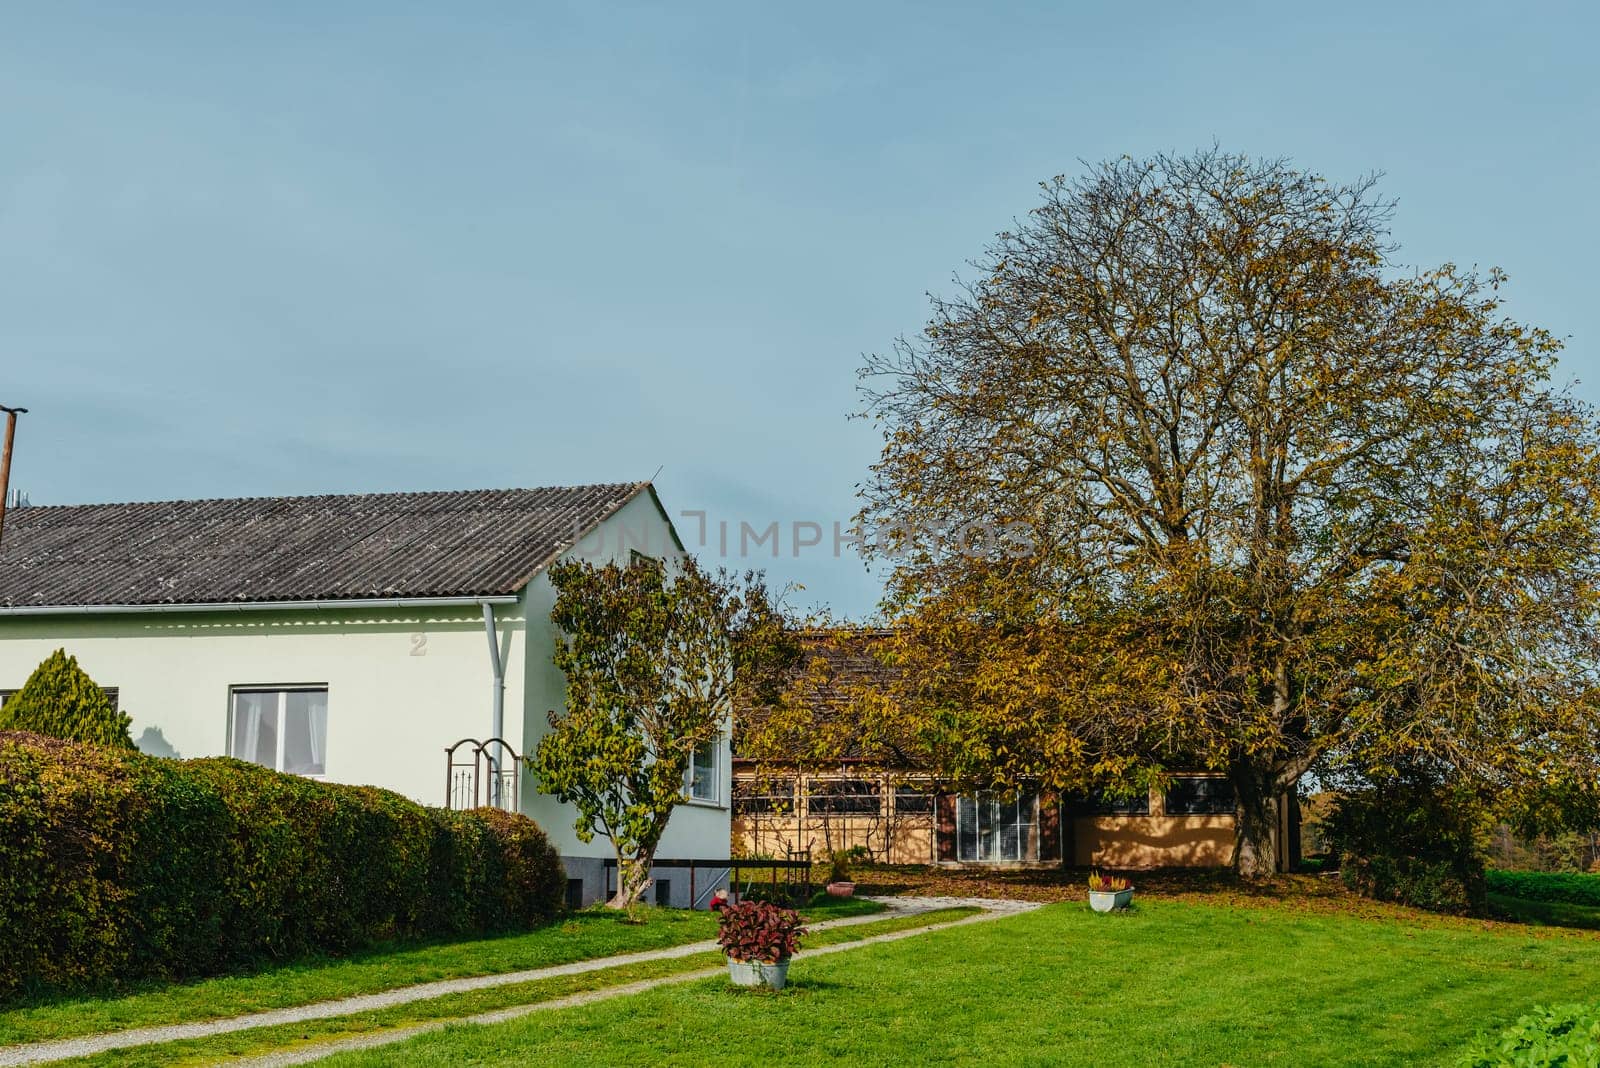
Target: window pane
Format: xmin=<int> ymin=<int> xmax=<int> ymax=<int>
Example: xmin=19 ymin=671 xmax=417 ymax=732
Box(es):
xmin=894 ymin=785 xmax=934 ymax=813
xmin=1066 ymin=790 xmax=1151 ymax=816
xmin=735 ymin=778 xmax=794 ymax=814
xmin=231 ymin=691 xmax=279 ymax=768
xmin=1165 ymin=777 xmax=1234 ymax=815
xmin=1000 ymin=818 xmax=1020 ymax=860
xmin=283 ymin=690 xmax=328 ymax=775
xmin=809 ymin=780 xmax=880 ymax=815
xmin=954 ymin=792 xmax=1040 ymax=861
xmin=689 ymin=740 xmax=717 ymax=800
xmin=957 ymin=797 xmax=977 ymax=861
xmin=1016 ymin=794 xmax=1036 ymax=860
xmin=978 ymin=798 xmax=1000 ymax=860
xmin=998 ymin=795 xmax=1020 ymax=827
xmin=231 ymin=688 xmax=327 ymax=775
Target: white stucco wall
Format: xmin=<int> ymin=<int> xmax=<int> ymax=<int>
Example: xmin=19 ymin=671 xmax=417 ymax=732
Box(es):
xmin=515 ymin=489 xmax=731 ymax=866
xmin=0 ymin=487 xmax=732 ymax=893
xmin=0 ymin=603 xmax=523 ymax=807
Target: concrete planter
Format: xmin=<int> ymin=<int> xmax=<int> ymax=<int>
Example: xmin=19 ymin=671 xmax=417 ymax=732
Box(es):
xmin=727 ymin=958 xmax=791 ymax=990
xmin=825 ymin=881 xmax=856 ymax=898
xmin=1088 ymin=887 xmax=1134 ymax=913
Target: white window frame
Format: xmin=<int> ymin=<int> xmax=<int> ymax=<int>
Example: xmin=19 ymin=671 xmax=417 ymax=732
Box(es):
xmin=228 ymin=685 xmax=329 ymax=777
xmin=684 ymin=736 xmax=720 ymax=805
xmin=956 ymin=792 xmax=1039 ymax=863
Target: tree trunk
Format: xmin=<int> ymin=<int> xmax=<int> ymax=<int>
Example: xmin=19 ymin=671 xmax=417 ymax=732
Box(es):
xmin=1230 ymin=766 xmax=1280 ymax=880
xmin=607 ymin=846 xmax=655 ymax=909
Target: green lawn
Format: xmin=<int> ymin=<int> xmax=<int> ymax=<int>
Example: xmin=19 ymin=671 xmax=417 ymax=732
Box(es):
xmin=795 ymin=894 xmax=886 ymax=920
xmin=45 ymin=906 xmax=972 ymax=1068
xmin=320 ymin=899 xmax=1600 ymax=1068
xmin=0 ymin=898 xmax=879 ymax=1047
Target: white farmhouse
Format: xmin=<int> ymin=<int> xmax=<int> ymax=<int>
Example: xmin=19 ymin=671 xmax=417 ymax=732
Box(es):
xmin=0 ymin=482 xmax=730 ymax=907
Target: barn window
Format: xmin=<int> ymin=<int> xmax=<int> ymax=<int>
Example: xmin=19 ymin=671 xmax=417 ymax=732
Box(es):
xmin=1164 ymin=777 xmax=1235 ymax=815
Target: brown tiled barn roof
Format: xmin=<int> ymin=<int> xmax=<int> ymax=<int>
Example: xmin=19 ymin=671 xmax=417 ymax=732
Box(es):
xmin=0 ymin=483 xmax=651 ymax=609
xmin=734 ymin=627 xmax=910 ymax=765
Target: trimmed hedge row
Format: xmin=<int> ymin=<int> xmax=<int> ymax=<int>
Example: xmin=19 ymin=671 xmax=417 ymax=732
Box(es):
xmin=1486 ymin=869 xmax=1600 ymax=909
xmin=0 ymin=731 xmax=565 ymax=1001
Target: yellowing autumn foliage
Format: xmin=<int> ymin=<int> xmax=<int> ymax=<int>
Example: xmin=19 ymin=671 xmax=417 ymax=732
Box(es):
xmin=852 ymin=150 xmax=1600 ymax=877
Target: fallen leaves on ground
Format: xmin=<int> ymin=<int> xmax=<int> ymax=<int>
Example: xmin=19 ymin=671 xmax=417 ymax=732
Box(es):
xmin=854 ymin=864 xmax=1600 ymax=940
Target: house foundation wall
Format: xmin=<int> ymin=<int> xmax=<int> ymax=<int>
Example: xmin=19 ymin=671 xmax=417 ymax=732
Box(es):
xmin=561 ymin=856 xmax=731 ymax=909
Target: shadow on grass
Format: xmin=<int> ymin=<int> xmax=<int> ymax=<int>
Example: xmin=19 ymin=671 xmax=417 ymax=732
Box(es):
xmin=1488 ymin=893 xmax=1600 ymax=932
xmin=720 ymin=977 xmax=851 ymax=999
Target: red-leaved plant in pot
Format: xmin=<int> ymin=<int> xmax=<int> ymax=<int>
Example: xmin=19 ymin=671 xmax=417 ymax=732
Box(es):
xmin=716 ymin=900 xmax=807 ymax=990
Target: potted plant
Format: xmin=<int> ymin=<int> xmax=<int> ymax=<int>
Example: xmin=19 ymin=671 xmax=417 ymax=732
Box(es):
xmin=825 ymin=845 xmax=868 ymax=897
xmin=1087 ymin=871 xmax=1133 ymax=912
xmin=717 ymin=900 xmax=807 ymax=990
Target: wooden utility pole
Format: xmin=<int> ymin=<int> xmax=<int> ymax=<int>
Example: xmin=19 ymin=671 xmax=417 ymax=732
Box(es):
xmin=0 ymin=404 xmax=26 ymax=551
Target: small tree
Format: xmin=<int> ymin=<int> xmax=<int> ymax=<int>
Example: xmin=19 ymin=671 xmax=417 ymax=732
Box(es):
xmin=0 ymin=648 xmax=133 ymax=748
xmin=531 ymin=557 xmax=794 ymax=908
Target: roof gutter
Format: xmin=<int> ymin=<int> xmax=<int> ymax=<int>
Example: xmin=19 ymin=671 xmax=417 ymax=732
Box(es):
xmin=0 ymin=595 xmax=521 ymax=617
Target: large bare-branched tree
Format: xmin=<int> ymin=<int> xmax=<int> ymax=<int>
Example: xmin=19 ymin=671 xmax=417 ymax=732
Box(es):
xmin=859 ymin=149 xmax=1600 ymax=877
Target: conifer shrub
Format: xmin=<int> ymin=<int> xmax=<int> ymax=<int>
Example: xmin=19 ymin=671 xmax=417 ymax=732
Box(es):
xmin=0 ymin=649 xmax=133 ymax=748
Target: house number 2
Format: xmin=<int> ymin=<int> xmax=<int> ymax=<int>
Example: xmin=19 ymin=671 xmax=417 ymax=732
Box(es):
xmin=410 ymin=633 xmax=428 ymax=657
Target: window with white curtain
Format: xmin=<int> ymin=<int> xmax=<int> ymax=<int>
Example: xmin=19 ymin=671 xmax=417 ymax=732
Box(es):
xmin=229 ymin=687 xmax=327 ymax=775
xmin=685 ymin=738 xmax=718 ymax=802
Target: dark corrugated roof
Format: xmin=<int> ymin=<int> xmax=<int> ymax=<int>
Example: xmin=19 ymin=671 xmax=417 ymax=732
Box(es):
xmin=0 ymin=483 xmax=651 ymax=608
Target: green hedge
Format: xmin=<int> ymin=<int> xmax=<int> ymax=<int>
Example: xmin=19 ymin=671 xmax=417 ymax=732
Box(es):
xmin=0 ymin=731 xmax=565 ymax=1001
xmin=1459 ymin=1001 xmax=1600 ymax=1067
xmin=1487 ymin=869 xmax=1600 ymax=910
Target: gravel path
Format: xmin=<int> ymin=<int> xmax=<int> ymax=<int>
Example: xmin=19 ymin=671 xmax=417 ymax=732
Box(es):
xmin=238 ymin=899 xmax=1038 ymax=1067
xmin=0 ymin=896 xmax=1035 ymax=1067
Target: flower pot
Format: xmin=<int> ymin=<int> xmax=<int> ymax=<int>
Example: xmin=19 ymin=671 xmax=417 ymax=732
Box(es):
xmin=727 ymin=958 xmax=791 ymax=990
xmin=1088 ymin=888 xmax=1133 ymax=913
xmin=825 ymin=881 xmax=856 ymax=898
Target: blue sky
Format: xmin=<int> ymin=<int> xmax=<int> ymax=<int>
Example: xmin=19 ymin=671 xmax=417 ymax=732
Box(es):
xmin=1 ymin=1 xmax=1595 ymax=618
